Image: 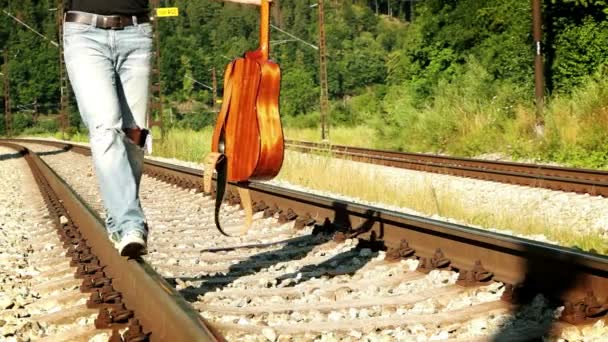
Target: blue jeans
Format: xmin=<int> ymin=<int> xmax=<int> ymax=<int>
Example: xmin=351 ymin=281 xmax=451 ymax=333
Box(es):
xmin=63 ymin=12 xmax=152 ymax=236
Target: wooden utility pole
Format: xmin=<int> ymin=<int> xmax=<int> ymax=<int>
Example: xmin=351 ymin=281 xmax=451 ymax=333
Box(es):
xmin=318 ymin=0 xmax=329 ymax=141
xmin=410 ymin=0 xmax=415 ymax=23
xmin=148 ymin=0 xmax=165 ymax=140
xmin=3 ymin=50 xmax=11 ymax=137
xmin=211 ymin=67 xmax=218 ymax=114
xmin=33 ymin=99 xmax=39 ymax=124
xmin=57 ymin=0 xmax=70 ymax=137
xmin=532 ymin=0 xmax=545 ymax=128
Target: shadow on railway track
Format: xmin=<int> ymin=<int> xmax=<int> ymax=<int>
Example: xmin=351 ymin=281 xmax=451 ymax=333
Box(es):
xmin=0 ymin=151 xmax=25 ymax=161
xmin=172 ymin=202 xmax=382 ymax=302
xmin=273 ymin=243 xmax=379 ymax=287
xmin=170 ymin=233 xmax=331 ymax=300
xmin=490 ymin=246 xmax=592 ymax=341
xmin=35 ymin=145 xmax=73 ymax=156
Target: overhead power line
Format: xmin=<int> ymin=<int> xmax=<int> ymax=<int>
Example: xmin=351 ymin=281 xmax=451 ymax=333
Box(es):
xmin=184 ymin=75 xmax=213 ymax=90
xmin=318 ymin=0 xmax=329 ymax=141
xmin=270 ymin=24 xmax=319 ymax=50
xmin=3 ymin=10 xmax=59 ymax=47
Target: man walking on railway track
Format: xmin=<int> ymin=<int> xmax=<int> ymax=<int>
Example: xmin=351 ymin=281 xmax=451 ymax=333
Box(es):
xmin=62 ymin=0 xmax=271 ymax=258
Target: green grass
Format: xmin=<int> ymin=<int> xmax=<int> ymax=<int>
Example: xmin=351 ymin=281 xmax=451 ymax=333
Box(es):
xmin=283 ymin=126 xmax=376 ymax=147
xmin=368 ymin=67 xmax=608 ymax=169
xmin=276 ymin=151 xmax=607 ymax=254
xmin=21 ymin=127 xmax=212 ymax=162
xmin=17 ymin=126 xmax=607 ymax=254
xmin=15 ymin=73 xmax=608 ymax=255
xmin=149 ymin=126 xmax=212 ymax=162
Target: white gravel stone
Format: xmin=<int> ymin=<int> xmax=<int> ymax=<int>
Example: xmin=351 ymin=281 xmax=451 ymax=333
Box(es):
xmin=269 ymin=151 xmax=608 ymax=247
xmin=0 ymin=295 xmax=14 ymax=310
xmin=429 ymin=330 xmax=449 ymax=340
xmin=89 ymin=333 xmax=111 ymax=342
xmin=262 ymin=327 xmax=277 ymax=341
xmin=0 ymin=146 xmax=104 ymax=340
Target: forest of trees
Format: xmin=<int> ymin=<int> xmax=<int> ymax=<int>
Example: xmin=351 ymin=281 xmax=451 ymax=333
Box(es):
xmin=1 ymin=0 xmax=607 ymax=165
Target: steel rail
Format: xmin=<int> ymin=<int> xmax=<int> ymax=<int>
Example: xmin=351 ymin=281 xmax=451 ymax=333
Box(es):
xmin=285 ymin=139 xmax=608 ymax=196
xmin=139 ymin=146 xmax=608 ymax=320
xmin=0 ymin=141 xmax=221 ymax=342
xmin=7 ymin=138 xmax=608 ymax=323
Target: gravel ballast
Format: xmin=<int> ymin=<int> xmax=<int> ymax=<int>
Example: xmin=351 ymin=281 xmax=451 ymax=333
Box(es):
xmin=7 ymin=141 xmax=606 ymax=340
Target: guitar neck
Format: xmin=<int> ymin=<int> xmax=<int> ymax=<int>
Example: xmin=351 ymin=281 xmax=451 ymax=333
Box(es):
xmin=258 ymin=0 xmax=270 ymax=60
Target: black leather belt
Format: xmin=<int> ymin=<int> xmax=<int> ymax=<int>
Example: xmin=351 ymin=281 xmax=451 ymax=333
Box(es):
xmin=65 ymin=12 xmax=150 ymax=30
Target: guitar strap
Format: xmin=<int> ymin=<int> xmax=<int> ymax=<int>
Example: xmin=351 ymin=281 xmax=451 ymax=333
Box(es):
xmin=203 ymin=61 xmax=253 ymax=237
xmin=203 ymin=153 xmax=254 ymax=237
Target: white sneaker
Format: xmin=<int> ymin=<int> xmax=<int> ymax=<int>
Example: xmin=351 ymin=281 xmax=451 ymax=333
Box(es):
xmin=118 ymin=230 xmax=148 ymax=258
xmin=108 ymin=231 xmax=122 ymax=248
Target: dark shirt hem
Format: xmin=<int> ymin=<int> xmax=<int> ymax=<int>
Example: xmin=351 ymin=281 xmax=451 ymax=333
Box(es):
xmin=68 ymin=9 xmax=150 ymax=16
xmin=66 ymin=0 xmax=149 ymax=16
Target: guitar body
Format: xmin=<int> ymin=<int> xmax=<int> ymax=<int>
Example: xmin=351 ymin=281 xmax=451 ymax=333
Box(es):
xmin=205 ymin=0 xmax=283 ymax=236
xmin=212 ymin=58 xmax=263 ymax=182
xmin=248 ymin=50 xmax=284 ymax=179
xmin=211 ymin=0 xmax=284 ymax=182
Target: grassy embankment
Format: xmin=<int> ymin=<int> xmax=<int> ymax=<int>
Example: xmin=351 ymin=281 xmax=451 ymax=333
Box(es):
xmin=17 ymin=74 xmax=608 ymax=254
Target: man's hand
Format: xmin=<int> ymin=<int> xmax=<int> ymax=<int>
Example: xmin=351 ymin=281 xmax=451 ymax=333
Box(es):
xmin=221 ymin=0 xmax=272 ymax=5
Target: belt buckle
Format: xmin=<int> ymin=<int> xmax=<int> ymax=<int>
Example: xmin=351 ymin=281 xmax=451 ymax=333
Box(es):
xmin=103 ymin=15 xmax=124 ymax=30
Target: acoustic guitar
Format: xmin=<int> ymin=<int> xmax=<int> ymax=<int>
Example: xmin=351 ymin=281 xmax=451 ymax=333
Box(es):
xmin=204 ymin=0 xmax=284 ymax=236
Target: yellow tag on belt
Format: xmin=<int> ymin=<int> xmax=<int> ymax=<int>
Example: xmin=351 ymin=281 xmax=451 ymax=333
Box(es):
xmin=156 ymin=7 xmax=179 ymax=17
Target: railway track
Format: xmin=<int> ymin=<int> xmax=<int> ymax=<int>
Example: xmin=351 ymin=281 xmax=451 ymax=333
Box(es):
xmin=0 ymin=141 xmax=220 ymax=341
xmin=1 ymin=138 xmax=607 ymax=341
xmin=285 ymin=139 xmax=608 ymax=197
